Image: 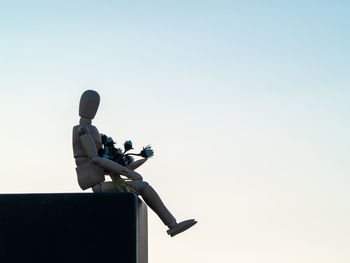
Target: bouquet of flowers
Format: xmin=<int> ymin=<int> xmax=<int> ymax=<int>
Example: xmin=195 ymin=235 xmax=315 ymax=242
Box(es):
xmin=98 ymin=134 xmax=154 ymax=167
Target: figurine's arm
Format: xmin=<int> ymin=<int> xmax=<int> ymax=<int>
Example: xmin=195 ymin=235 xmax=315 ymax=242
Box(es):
xmin=126 ymin=158 xmax=147 ymax=170
xmin=79 ymin=128 xmax=143 ymax=181
xmin=79 ymin=130 xmax=98 ymax=158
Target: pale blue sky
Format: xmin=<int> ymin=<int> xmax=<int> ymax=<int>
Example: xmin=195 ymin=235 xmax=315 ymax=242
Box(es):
xmin=0 ymin=1 xmax=349 ymax=262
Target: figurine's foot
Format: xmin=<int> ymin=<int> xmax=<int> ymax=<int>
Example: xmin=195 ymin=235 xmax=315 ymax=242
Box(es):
xmin=167 ymin=219 xmax=197 ymax=237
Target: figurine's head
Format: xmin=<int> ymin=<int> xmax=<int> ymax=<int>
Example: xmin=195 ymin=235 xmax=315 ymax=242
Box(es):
xmin=79 ymin=90 xmax=100 ymax=119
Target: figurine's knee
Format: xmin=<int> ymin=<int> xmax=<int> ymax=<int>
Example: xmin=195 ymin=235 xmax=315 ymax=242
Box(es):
xmin=137 ymin=181 xmax=150 ymax=195
xmin=127 ymin=181 xmax=150 ymax=195
xmin=142 ymin=181 xmax=150 ymax=188
xmin=140 ymin=181 xmax=150 ymax=194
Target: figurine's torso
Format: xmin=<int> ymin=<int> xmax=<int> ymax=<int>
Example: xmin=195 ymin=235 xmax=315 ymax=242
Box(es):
xmin=72 ymin=124 xmax=105 ymax=189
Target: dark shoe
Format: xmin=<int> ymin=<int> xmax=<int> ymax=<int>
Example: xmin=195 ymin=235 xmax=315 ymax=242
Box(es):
xmin=167 ymin=219 xmax=197 ymax=237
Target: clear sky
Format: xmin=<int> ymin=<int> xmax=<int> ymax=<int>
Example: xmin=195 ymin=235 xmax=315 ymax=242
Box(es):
xmin=0 ymin=1 xmax=349 ymax=262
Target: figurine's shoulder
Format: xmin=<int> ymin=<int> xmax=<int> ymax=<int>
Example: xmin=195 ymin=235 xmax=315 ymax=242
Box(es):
xmin=72 ymin=124 xmax=81 ymax=133
xmin=72 ymin=124 xmax=101 ymax=147
xmin=88 ymin=125 xmax=100 ymax=135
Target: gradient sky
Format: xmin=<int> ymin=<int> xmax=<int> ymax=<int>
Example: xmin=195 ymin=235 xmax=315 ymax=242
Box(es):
xmin=0 ymin=1 xmax=349 ymax=262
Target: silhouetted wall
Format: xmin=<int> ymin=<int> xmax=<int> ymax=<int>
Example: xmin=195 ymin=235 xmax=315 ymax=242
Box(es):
xmin=0 ymin=193 xmax=148 ymax=263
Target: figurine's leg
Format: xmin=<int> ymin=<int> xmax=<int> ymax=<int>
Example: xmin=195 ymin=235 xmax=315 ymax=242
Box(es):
xmin=126 ymin=181 xmax=177 ymax=228
xmin=92 ymin=182 xmax=117 ymax=192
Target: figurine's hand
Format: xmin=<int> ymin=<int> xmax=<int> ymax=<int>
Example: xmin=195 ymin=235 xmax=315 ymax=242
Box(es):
xmin=121 ymin=167 xmax=143 ymax=181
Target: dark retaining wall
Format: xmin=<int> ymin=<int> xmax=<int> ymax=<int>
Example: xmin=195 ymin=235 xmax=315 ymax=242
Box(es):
xmin=0 ymin=193 xmax=148 ymax=263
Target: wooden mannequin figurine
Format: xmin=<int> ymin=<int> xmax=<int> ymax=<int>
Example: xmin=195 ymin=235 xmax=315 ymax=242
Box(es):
xmin=72 ymin=90 xmax=197 ymax=237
